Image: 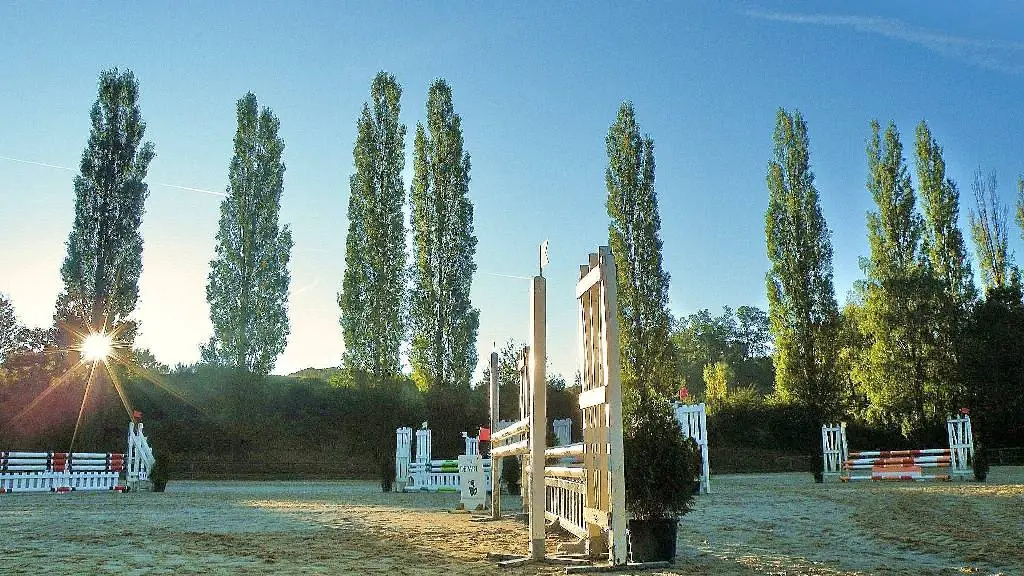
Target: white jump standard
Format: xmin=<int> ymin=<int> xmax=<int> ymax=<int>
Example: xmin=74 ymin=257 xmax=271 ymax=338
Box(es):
xmin=486 ymin=246 xmax=635 ymax=571
xmin=674 ymin=402 xmax=710 ymax=493
xmin=821 ymin=413 xmax=974 ymax=482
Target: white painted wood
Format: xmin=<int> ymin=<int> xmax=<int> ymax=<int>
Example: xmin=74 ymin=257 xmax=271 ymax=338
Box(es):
xmin=489 ymin=350 xmax=501 ymax=518
xmin=529 ymin=274 xmax=547 ymax=561
xmin=597 ymin=246 xmax=628 ymax=566
xmin=578 ymin=385 xmax=607 ymax=409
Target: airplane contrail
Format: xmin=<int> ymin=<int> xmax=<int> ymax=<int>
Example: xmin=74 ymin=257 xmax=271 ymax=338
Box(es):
xmin=482 ymin=272 xmax=533 ymax=281
xmin=0 ymin=154 xmax=226 ymax=197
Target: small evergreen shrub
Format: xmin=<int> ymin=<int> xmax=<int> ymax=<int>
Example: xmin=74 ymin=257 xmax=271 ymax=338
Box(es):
xmin=973 ymin=443 xmax=990 ymax=482
xmin=624 ymin=395 xmax=700 ymax=520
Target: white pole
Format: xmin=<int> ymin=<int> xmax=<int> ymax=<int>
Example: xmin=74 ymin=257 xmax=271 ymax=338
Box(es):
xmin=490 ymin=350 xmax=501 ymax=519
xmin=529 ymin=274 xmax=547 ymax=561
xmin=599 ymin=246 xmax=628 ymax=566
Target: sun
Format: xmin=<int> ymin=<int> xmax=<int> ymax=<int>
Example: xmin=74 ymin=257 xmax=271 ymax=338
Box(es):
xmin=81 ymin=332 xmax=113 ymax=362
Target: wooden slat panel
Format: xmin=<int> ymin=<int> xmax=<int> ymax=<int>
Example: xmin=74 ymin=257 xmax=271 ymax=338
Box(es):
xmin=491 ymin=439 xmax=530 ymax=459
xmin=545 ymin=466 xmax=587 ymax=479
xmin=583 ymin=506 xmax=609 ymax=528
xmin=545 ymin=443 xmax=585 ymax=459
xmin=578 ymin=385 xmax=607 ymax=409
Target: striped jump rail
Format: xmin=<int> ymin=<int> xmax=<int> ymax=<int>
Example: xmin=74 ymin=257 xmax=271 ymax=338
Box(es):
xmin=0 ymin=452 xmax=128 ymax=493
xmin=841 ymin=449 xmax=954 ymax=481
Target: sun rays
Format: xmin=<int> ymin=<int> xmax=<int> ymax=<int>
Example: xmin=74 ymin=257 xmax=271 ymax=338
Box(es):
xmin=7 ymin=318 xmax=208 ymax=452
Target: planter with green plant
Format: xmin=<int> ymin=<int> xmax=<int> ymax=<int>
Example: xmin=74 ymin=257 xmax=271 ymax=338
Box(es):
xmin=502 ymin=455 xmax=522 ymax=495
xmin=973 ymin=441 xmax=989 ymax=482
xmin=150 ymin=453 xmax=169 ymax=492
xmin=624 ymin=395 xmax=700 ymax=563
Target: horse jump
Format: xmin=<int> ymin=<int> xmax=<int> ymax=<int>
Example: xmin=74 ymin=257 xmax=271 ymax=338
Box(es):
xmin=487 ymin=246 xmax=628 ymax=568
xmin=0 ymin=419 xmax=155 ymax=493
xmin=822 ymin=414 xmax=974 ymax=481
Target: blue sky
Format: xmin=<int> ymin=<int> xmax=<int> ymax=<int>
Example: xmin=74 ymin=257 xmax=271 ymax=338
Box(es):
xmin=2 ymin=2 xmax=1023 ymax=381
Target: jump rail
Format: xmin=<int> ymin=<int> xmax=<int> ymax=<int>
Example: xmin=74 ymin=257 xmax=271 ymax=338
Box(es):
xmin=1 ymin=420 xmax=155 ymax=494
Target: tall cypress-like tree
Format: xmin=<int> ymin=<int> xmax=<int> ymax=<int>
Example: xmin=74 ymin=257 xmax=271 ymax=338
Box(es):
xmin=914 ymin=122 xmax=976 ymax=410
xmin=338 ymin=72 xmax=407 ymax=382
xmin=764 ymin=108 xmax=841 ymax=425
xmin=969 ymin=170 xmax=1014 ymax=292
xmin=59 ymin=68 xmax=154 ymax=338
xmin=915 ymin=121 xmax=976 ymax=310
xmin=204 ymin=93 xmax=293 ymax=375
xmin=0 ymin=293 xmax=18 ymax=364
xmin=857 ymin=120 xmax=936 ymax=435
xmin=409 ymin=79 xmax=479 ymax=390
xmin=605 ymin=102 xmax=675 ymax=412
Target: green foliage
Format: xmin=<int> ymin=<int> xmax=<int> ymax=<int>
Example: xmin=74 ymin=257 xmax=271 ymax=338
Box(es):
xmin=853 ymin=120 xmax=972 ymax=437
xmin=914 ymin=121 xmax=976 ymax=411
xmin=409 ymin=79 xmax=479 ymax=391
xmin=0 ymin=293 xmax=17 ymax=364
xmin=59 ymin=67 xmax=155 ymax=335
xmin=624 ymin=395 xmax=699 ymax=520
xmin=501 ymin=456 xmax=521 ymax=494
xmin=915 ymin=121 xmax=975 ymax=313
xmin=856 ymin=120 xmax=930 ymax=435
xmin=702 ymin=361 xmax=732 ymax=414
xmin=959 ymin=284 xmax=1024 ymax=449
xmin=339 ymin=72 xmax=408 ymax=381
xmin=150 ymin=453 xmax=170 ymax=492
xmin=204 ymin=93 xmax=293 ymax=376
xmin=969 ymin=169 xmax=1015 ymax=292
xmin=764 ymin=108 xmax=841 ymax=426
xmin=972 ymin=441 xmax=990 ymax=482
xmin=605 ymin=102 xmax=675 ymax=413
xmin=670 ymin=306 xmax=774 ymax=398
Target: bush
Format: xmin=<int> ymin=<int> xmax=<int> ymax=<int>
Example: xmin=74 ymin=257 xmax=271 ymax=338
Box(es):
xmin=502 ymin=456 xmax=521 ymax=495
xmin=973 ymin=442 xmax=990 ymax=482
xmin=624 ymin=395 xmax=699 ymax=520
xmin=150 ymin=453 xmax=169 ymax=492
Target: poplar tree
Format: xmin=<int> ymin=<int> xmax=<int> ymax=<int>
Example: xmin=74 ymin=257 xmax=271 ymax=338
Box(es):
xmin=857 ymin=120 xmax=936 ymax=434
xmin=204 ymin=93 xmax=293 ymax=375
xmin=59 ymin=68 xmax=154 ymax=337
xmin=915 ymin=121 xmax=976 ymax=311
xmin=0 ymin=293 xmax=17 ymax=364
xmin=764 ymin=108 xmax=841 ymax=424
xmin=969 ymin=170 xmax=1014 ymax=292
xmin=605 ymin=102 xmax=675 ymax=411
xmin=338 ymin=72 xmax=407 ymax=382
xmin=409 ymin=79 xmax=479 ymax=390
xmin=914 ymin=122 xmax=976 ymax=410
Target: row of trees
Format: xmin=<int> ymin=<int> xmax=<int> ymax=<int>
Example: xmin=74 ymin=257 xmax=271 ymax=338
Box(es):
xmin=339 ymin=73 xmax=479 ymax=392
xmin=766 ymin=108 xmax=1024 ymax=448
xmin=3 ymin=68 xmax=296 ymax=377
xmin=9 ymin=68 xmax=480 ymax=387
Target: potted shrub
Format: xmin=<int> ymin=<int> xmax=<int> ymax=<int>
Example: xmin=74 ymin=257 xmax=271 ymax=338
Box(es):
xmin=150 ymin=453 xmax=170 ymax=493
xmin=502 ymin=455 xmax=522 ymax=495
xmin=624 ymin=395 xmax=700 ymax=563
xmin=973 ymin=441 xmax=990 ymax=482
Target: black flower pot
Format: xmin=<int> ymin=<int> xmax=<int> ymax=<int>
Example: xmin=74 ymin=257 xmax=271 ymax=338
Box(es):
xmin=627 ymin=518 xmax=678 ymax=563
xmin=151 ymin=479 xmax=167 ymax=493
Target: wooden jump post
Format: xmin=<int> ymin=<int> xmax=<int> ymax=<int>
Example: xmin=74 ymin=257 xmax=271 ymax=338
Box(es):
xmin=487 ymin=245 xmax=630 ymax=570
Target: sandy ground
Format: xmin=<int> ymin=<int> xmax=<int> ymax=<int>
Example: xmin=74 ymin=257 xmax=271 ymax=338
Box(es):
xmin=0 ymin=468 xmax=1021 ymax=576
